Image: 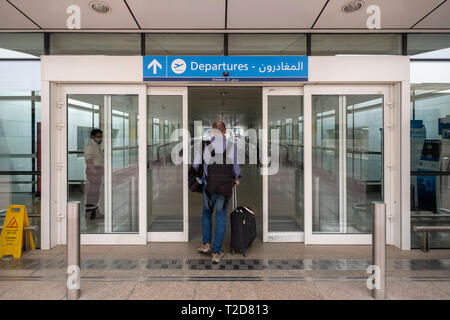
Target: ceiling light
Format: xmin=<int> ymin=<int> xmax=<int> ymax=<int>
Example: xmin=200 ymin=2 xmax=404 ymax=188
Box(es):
xmin=89 ymin=1 xmax=111 ymax=14
xmin=342 ymin=1 xmax=364 ymax=13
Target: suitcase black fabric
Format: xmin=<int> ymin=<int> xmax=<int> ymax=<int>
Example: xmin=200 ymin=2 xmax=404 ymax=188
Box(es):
xmin=229 ymin=187 xmax=256 ymax=256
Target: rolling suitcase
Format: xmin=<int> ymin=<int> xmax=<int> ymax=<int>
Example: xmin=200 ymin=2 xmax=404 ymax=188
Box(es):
xmin=230 ymin=186 xmax=256 ymax=257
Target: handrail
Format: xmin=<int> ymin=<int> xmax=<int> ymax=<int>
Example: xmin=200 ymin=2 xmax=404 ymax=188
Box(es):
xmin=69 ymin=145 xmax=138 ymax=155
xmin=411 ymin=171 xmax=450 ymax=176
xmin=0 ymin=171 xmax=41 ymax=175
xmin=413 ymin=225 xmax=450 ymax=231
xmin=413 ymin=224 xmax=450 ymax=252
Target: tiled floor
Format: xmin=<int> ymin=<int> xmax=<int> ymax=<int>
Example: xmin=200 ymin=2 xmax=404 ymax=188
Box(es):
xmin=0 ymin=244 xmax=449 ymax=300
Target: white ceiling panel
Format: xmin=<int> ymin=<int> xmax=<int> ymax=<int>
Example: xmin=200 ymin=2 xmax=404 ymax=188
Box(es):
xmin=0 ymin=1 xmax=38 ymax=29
xmin=315 ymin=0 xmax=443 ymax=29
xmin=127 ymin=0 xmax=225 ymax=29
xmin=228 ymin=0 xmax=328 ymax=29
xmin=9 ymin=0 xmax=138 ymax=29
xmin=415 ymin=0 xmax=450 ymax=28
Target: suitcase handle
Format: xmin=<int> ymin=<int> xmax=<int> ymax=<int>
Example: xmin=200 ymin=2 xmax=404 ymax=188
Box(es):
xmin=232 ymin=185 xmax=237 ymax=211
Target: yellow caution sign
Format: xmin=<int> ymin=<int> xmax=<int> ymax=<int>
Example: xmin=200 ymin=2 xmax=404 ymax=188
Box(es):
xmin=0 ymin=205 xmax=35 ymax=259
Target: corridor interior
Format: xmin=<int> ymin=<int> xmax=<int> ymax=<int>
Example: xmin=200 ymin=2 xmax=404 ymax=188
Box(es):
xmin=187 ymin=87 xmax=263 ymax=244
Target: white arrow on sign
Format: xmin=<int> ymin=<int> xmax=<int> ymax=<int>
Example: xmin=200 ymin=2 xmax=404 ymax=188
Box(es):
xmin=148 ymin=59 xmax=162 ymax=74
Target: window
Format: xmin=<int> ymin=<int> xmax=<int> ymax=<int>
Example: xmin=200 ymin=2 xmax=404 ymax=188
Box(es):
xmin=0 ymin=33 xmax=44 ymax=58
xmin=408 ymin=34 xmax=450 ymax=59
xmin=50 ymin=33 xmax=140 ymax=55
xmin=146 ymin=34 xmax=224 ymax=55
xmin=229 ymin=34 xmax=306 ymax=56
xmin=410 ymin=83 xmax=450 ymax=248
xmin=311 ymin=34 xmax=402 ymax=56
xmin=0 ymin=91 xmax=41 ymax=246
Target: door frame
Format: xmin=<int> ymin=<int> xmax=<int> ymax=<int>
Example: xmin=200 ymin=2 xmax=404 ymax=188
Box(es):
xmin=146 ymin=87 xmax=189 ymax=242
xmin=303 ymin=84 xmax=392 ymax=245
xmin=55 ymin=83 xmax=148 ymax=245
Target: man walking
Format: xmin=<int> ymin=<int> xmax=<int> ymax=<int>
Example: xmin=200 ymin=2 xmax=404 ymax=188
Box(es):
xmin=193 ymin=121 xmax=241 ymax=264
xmin=84 ymin=128 xmax=104 ymax=220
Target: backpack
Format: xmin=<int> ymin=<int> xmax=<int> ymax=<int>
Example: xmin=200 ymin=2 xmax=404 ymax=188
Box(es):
xmin=188 ymin=141 xmax=210 ymax=193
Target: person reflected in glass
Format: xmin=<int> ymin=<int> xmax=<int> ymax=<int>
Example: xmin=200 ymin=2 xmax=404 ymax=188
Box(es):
xmin=84 ymin=129 xmax=104 ymax=220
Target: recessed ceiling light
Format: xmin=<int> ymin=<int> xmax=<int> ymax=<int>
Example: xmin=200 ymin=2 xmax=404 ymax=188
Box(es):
xmin=89 ymin=1 xmax=111 ymax=14
xmin=342 ymin=1 xmax=364 ymax=13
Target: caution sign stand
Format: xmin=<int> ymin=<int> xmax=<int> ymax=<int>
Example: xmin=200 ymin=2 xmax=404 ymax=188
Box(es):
xmin=0 ymin=205 xmax=35 ymax=259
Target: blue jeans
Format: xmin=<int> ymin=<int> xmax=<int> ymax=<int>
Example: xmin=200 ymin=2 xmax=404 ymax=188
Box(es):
xmin=202 ymin=187 xmax=230 ymax=254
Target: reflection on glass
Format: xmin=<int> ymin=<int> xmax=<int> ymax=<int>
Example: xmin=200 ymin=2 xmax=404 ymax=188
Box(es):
xmin=312 ymin=95 xmax=383 ymax=234
xmin=0 ymin=91 xmax=41 ymax=247
xmin=147 ymin=96 xmax=183 ymax=232
xmin=0 ymin=33 xmax=44 ymax=58
xmin=346 ymin=95 xmax=383 ymax=234
xmin=67 ymin=94 xmax=139 ymax=234
xmin=411 ymin=84 xmax=450 ymax=248
xmin=312 ymin=95 xmax=340 ymax=233
xmin=268 ymin=96 xmax=303 ymax=232
xmin=111 ymin=95 xmax=139 ymax=233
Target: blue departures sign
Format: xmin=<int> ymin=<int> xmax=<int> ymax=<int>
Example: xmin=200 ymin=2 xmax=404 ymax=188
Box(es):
xmin=143 ymin=56 xmax=308 ymax=81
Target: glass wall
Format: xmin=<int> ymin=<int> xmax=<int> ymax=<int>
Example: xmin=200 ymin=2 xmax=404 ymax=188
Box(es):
xmin=410 ymin=84 xmax=450 ymax=248
xmin=50 ymin=33 xmax=141 ymax=55
xmin=408 ymin=34 xmax=450 ymax=59
xmin=146 ymin=34 xmax=224 ymax=55
xmin=0 ymin=33 xmax=44 ymax=58
xmin=0 ymin=91 xmax=41 ymax=247
xmin=268 ymin=95 xmax=304 ymax=232
xmin=312 ymin=95 xmax=383 ymax=234
xmin=311 ymin=34 xmax=402 ymax=56
xmin=147 ymin=96 xmax=183 ymax=232
xmin=67 ymin=94 xmax=139 ymax=234
xmin=229 ymin=34 xmax=306 ymax=55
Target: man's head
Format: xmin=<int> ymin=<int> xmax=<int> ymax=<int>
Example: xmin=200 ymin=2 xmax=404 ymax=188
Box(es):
xmin=90 ymin=128 xmax=103 ymax=145
xmin=212 ymin=121 xmax=226 ymax=136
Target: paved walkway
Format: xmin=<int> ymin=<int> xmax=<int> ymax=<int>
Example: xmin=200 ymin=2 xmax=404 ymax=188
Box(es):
xmin=1 ymin=244 xmax=449 ymax=300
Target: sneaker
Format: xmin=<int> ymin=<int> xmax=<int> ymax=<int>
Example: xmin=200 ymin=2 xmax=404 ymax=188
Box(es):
xmin=197 ymin=243 xmax=211 ymax=254
xmin=211 ymin=251 xmax=224 ymax=264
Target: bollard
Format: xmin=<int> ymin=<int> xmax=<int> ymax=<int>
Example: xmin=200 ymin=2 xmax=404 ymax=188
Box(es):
xmin=372 ymin=201 xmax=386 ymax=300
xmin=66 ymin=201 xmax=81 ymax=300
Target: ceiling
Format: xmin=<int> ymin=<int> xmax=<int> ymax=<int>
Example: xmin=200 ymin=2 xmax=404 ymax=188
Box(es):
xmin=1 ymin=0 xmax=450 ymax=31
xmin=189 ymin=87 xmax=262 ymax=128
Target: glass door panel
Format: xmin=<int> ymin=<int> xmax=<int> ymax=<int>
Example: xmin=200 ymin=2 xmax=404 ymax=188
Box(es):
xmin=268 ymin=95 xmax=304 ymax=232
xmin=111 ymin=95 xmax=139 ymax=233
xmin=147 ymin=94 xmax=184 ymax=235
xmin=67 ymin=94 xmax=139 ymax=234
xmin=263 ymin=87 xmax=304 ymax=242
xmin=311 ymin=94 xmax=383 ymax=235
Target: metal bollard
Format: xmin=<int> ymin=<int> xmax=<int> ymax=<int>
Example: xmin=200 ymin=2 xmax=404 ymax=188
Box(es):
xmin=66 ymin=201 xmax=81 ymax=300
xmin=372 ymin=202 xmax=386 ymax=300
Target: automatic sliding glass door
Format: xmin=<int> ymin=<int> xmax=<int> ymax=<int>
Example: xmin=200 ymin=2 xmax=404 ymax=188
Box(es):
xmin=263 ymin=87 xmax=304 ymax=242
xmin=147 ymin=88 xmax=188 ymax=242
xmin=305 ymin=86 xmax=389 ymax=244
xmin=63 ymin=85 xmax=147 ymax=245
